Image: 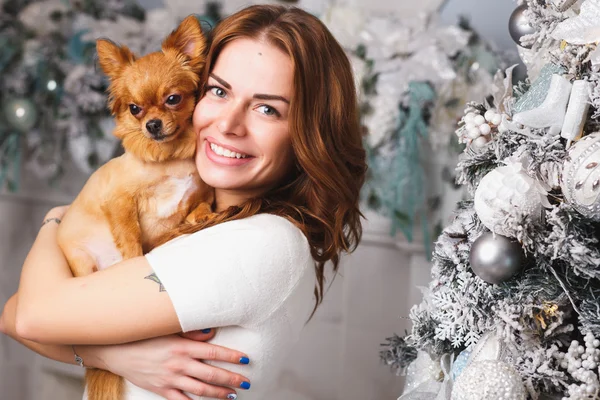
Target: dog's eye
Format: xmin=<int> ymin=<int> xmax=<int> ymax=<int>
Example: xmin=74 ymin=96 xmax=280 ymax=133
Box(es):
xmin=129 ymin=104 xmax=141 ymax=115
xmin=166 ymin=95 xmax=182 ymax=105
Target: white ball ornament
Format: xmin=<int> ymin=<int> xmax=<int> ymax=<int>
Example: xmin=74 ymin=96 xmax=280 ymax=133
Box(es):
xmin=484 ymin=109 xmax=496 ymax=122
xmin=473 ymin=115 xmax=486 ymax=126
xmin=451 ymin=360 xmax=526 ymax=400
xmin=465 ymin=113 xmax=476 ymax=124
xmin=561 ymin=132 xmax=600 ymax=221
xmin=468 ymin=127 xmax=482 ymax=139
xmin=474 ymin=159 xmax=550 ymax=237
xmin=479 ymin=123 xmax=492 ymax=135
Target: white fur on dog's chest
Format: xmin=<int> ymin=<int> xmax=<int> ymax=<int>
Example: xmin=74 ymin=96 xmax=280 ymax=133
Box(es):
xmin=152 ymin=174 xmax=198 ymax=217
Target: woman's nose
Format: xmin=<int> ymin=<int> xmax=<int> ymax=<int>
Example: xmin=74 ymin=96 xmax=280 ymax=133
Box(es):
xmin=217 ymin=101 xmax=246 ymax=136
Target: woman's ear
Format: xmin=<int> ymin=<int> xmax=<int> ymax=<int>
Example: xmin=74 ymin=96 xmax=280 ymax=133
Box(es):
xmin=162 ymin=15 xmax=207 ymax=74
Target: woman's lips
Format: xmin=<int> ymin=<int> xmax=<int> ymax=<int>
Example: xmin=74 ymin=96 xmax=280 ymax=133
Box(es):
xmin=204 ymin=140 xmax=254 ymax=166
xmin=205 ymin=136 xmax=249 ymax=156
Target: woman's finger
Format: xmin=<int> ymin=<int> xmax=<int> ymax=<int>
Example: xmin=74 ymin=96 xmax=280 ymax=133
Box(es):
xmin=174 ymin=376 xmax=238 ymax=400
xmin=44 ymin=205 xmax=71 ymax=220
xmin=183 ymin=360 xmax=250 ymax=390
xmin=180 ymin=328 xmax=216 ymax=341
xmin=183 ymin=341 xmax=250 ymax=365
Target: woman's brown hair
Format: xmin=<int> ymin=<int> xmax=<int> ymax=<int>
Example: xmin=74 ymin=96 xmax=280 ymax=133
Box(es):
xmin=162 ymin=5 xmax=367 ymax=314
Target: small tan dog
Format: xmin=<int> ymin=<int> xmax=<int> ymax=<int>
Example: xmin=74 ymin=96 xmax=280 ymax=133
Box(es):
xmin=57 ymin=16 xmax=213 ymax=400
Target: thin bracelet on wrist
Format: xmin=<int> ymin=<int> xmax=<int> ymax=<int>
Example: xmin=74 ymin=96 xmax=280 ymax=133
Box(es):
xmin=41 ymin=217 xmax=61 ymax=227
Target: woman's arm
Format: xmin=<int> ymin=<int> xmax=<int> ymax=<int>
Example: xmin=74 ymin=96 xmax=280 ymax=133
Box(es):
xmin=1 ymin=293 xmax=103 ymax=366
xmin=16 ymin=213 xmax=180 ymax=345
xmin=3 ymin=294 xmax=251 ymax=399
xmin=17 ymin=207 xmax=304 ymax=348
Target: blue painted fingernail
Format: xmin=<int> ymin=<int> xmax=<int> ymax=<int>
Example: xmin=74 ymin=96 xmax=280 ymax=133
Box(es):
xmin=240 ymin=381 xmax=251 ymax=390
xmin=239 ymin=356 xmax=250 ymax=364
xmin=227 ymin=394 xmax=237 ymax=399
xmin=201 ymin=328 xmax=211 ymax=334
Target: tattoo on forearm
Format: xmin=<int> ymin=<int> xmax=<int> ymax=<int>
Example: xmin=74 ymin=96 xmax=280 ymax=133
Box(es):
xmin=144 ymin=273 xmax=166 ymax=292
xmin=41 ymin=217 xmax=61 ymax=227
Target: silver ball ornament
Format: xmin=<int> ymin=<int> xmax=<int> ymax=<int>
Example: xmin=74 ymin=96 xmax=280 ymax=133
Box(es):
xmin=508 ymin=4 xmax=535 ymax=49
xmin=470 ymin=232 xmax=524 ymax=285
xmin=3 ymin=98 xmax=38 ymax=132
xmin=561 ymin=132 xmax=600 ymax=221
xmin=452 ymin=360 xmax=526 ymax=400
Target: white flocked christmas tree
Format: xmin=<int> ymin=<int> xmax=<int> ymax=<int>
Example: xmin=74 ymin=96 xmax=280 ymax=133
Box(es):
xmin=381 ymin=1 xmax=600 ymax=399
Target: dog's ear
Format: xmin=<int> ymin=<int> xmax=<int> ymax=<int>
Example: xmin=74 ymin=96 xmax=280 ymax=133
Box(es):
xmin=162 ymin=15 xmax=207 ymax=74
xmin=96 ymin=39 xmax=136 ymax=80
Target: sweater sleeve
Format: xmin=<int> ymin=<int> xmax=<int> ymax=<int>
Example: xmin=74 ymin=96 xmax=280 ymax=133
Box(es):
xmin=144 ymin=214 xmax=312 ymax=332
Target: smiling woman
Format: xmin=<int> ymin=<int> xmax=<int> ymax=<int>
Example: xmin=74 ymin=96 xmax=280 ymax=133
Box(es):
xmin=1 ymin=4 xmax=367 ymax=400
xmin=194 ymin=38 xmax=296 ymax=206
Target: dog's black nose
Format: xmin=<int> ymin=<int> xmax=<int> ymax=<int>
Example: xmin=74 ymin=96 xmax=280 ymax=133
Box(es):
xmin=146 ymin=119 xmax=163 ymax=136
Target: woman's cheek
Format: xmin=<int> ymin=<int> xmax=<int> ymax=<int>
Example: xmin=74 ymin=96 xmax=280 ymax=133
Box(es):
xmin=193 ymin=99 xmax=219 ymax=129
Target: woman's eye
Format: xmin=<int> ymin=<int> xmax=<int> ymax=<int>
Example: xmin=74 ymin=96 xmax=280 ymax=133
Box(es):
xmin=129 ymin=104 xmax=141 ymax=115
xmin=209 ymin=87 xmax=226 ymax=98
xmin=257 ymin=105 xmax=279 ymax=117
xmin=166 ymin=94 xmax=182 ymax=105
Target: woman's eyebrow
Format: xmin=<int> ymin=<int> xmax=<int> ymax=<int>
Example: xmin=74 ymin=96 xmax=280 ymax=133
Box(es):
xmin=209 ymin=73 xmax=290 ymax=104
xmin=253 ymin=94 xmax=290 ymax=104
xmin=209 ymin=73 xmax=231 ymax=89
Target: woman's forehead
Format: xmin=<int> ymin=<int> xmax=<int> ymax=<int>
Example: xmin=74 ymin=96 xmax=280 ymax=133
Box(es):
xmin=211 ymin=38 xmax=293 ymax=95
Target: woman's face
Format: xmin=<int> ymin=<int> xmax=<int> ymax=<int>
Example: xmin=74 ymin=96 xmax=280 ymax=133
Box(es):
xmin=193 ymin=38 xmax=295 ymax=208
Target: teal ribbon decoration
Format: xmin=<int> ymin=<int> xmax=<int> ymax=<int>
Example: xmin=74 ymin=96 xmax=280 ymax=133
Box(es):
xmin=68 ymin=30 xmax=95 ymax=64
xmin=0 ymin=132 xmax=22 ymax=192
xmin=390 ymin=81 xmax=436 ymax=256
xmin=0 ymin=35 xmax=21 ymax=74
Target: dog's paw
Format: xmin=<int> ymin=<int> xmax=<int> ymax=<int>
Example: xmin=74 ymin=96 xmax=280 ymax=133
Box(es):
xmin=185 ymin=211 xmax=218 ymax=225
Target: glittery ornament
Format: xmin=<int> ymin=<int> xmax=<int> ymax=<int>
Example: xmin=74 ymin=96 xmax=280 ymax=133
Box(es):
xmin=469 ymin=232 xmax=524 ymax=285
xmin=513 ymin=63 xmax=566 ymax=114
xmin=561 ymin=132 xmax=600 ymax=221
xmin=474 ymin=159 xmax=550 ymax=237
xmin=451 ymin=360 xmax=526 ymax=400
xmin=451 ymin=349 xmax=471 ymax=381
xmin=3 ymin=98 xmax=38 ymax=132
xmin=399 ymin=351 xmax=448 ymax=399
xmin=512 ymin=74 xmax=572 ymax=136
xmin=551 ymin=0 xmax=600 ymax=45
xmin=508 ymin=4 xmax=535 ymax=49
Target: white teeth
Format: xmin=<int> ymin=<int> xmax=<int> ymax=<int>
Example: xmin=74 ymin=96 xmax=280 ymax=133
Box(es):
xmin=210 ymin=143 xmax=248 ymax=159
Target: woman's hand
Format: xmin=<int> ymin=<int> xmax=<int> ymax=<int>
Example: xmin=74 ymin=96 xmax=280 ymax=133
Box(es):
xmin=91 ymin=329 xmax=251 ymax=400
